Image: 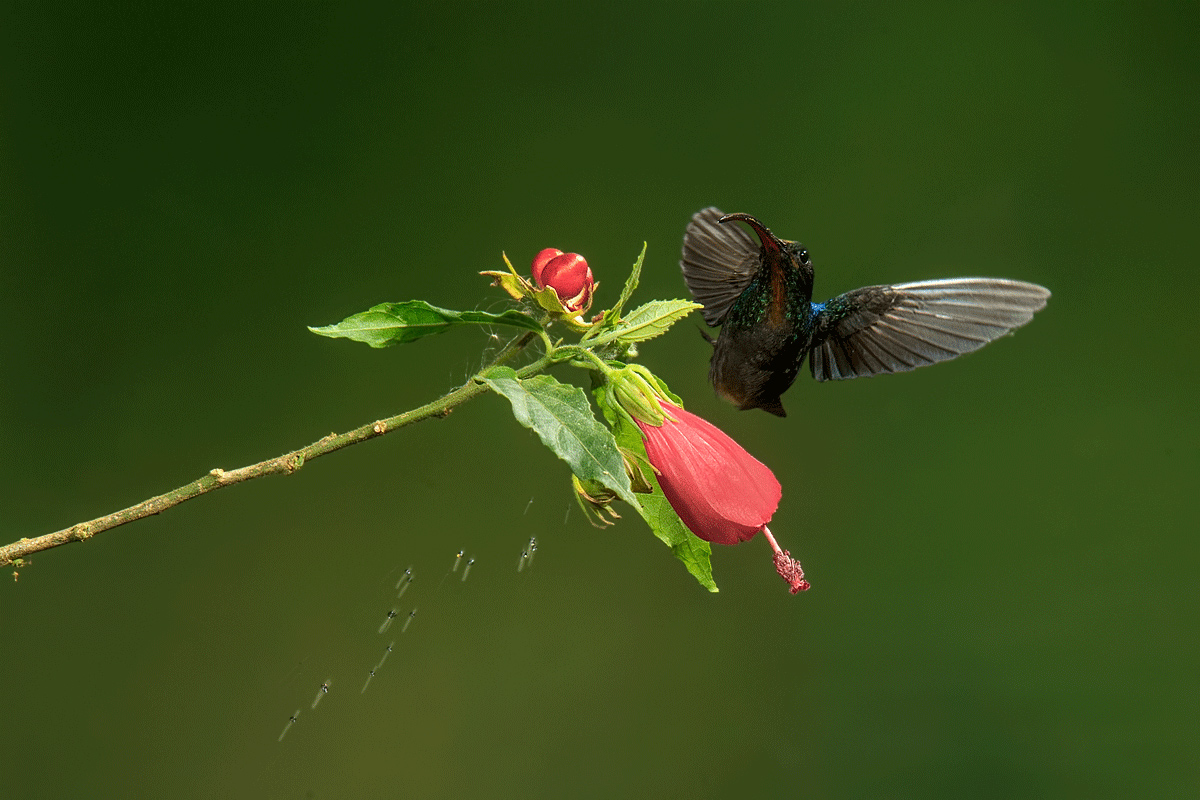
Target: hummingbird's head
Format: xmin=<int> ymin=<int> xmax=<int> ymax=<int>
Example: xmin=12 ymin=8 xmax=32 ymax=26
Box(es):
xmin=718 ymin=212 xmax=813 ymax=283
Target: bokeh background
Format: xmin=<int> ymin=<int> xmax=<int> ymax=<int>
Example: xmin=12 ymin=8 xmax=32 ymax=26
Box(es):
xmin=2 ymin=3 xmax=1196 ymax=797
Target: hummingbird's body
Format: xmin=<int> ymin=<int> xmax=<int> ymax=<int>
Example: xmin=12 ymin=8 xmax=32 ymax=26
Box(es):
xmin=706 ymin=212 xmax=816 ymax=416
xmin=681 ymin=208 xmax=1050 ymax=416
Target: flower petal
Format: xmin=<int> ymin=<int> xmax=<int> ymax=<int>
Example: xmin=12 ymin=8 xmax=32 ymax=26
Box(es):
xmin=637 ymin=403 xmax=780 ymax=545
xmin=531 ymin=248 xmax=564 ymax=287
xmin=540 ymin=253 xmax=592 ymax=300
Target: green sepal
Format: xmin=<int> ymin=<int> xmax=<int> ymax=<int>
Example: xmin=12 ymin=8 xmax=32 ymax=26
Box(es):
xmin=530 ymin=283 xmax=595 ymax=332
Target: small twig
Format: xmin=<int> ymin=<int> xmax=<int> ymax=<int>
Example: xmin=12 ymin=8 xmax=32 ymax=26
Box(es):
xmin=1 ymin=333 xmax=547 ymax=568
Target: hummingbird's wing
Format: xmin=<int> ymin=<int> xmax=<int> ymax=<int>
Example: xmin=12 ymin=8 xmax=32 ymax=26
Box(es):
xmin=680 ymin=207 xmax=761 ymax=327
xmin=810 ymin=278 xmax=1050 ymax=381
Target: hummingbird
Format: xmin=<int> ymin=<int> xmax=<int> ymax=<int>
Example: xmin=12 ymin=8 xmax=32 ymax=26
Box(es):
xmin=680 ymin=207 xmax=1050 ymax=416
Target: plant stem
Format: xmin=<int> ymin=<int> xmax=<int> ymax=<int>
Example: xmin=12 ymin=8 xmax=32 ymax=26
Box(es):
xmin=557 ymin=345 xmax=614 ymax=375
xmin=1 ymin=332 xmax=549 ymax=570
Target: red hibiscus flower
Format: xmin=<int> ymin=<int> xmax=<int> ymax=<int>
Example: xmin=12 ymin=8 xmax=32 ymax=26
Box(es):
xmin=632 ymin=398 xmax=809 ymax=593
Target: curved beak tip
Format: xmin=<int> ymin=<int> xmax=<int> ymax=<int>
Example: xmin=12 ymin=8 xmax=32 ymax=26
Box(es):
xmin=718 ymin=213 xmax=781 ymax=253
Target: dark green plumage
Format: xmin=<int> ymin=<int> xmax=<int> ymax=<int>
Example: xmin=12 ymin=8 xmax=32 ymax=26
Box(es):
xmin=706 ymin=213 xmax=815 ymax=417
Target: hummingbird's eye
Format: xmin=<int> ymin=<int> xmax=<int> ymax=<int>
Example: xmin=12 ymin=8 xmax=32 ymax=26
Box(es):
xmin=799 ymin=249 xmax=810 ymax=265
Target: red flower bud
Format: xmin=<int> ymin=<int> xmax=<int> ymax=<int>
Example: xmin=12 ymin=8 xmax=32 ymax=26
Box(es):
xmin=530 ymin=249 xmax=595 ymax=313
xmin=635 ymin=401 xmax=780 ymax=546
xmin=531 ymin=248 xmax=563 ymax=285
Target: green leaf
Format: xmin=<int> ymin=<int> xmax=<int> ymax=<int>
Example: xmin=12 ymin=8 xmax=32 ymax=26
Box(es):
xmin=484 ymin=368 xmax=639 ymax=508
xmin=592 ymin=299 xmax=703 ymax=346
xmin=610 ymin=242 xmax=646 ymax=322
xmin=633 ymin=491 xmax=717 ymax=592
xmin=309 ymin=301 xmax=542 ymax=348
xmin=587 ymin=243 xmax=647 ymax=339
xmin=594 ymin=383 xmax=718 ymax=592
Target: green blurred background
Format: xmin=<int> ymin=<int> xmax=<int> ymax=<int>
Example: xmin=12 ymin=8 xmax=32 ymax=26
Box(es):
xmin=2 ymin=3 xmax=1196 ymax=797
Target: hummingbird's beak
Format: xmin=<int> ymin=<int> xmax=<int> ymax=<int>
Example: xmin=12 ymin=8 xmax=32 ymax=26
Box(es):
xmin=718 ymin=213 xmax=785 ymax=255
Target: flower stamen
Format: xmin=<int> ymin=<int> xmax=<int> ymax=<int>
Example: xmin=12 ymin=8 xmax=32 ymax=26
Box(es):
xmin=763 ymin=525 xmax=810 ymax=594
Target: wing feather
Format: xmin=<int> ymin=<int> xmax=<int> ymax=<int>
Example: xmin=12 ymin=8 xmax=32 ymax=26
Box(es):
xmin=680 ymin=207 xmax=761 ymax=326
xmin=810 ymin=278 xmax=1050 ymax=381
